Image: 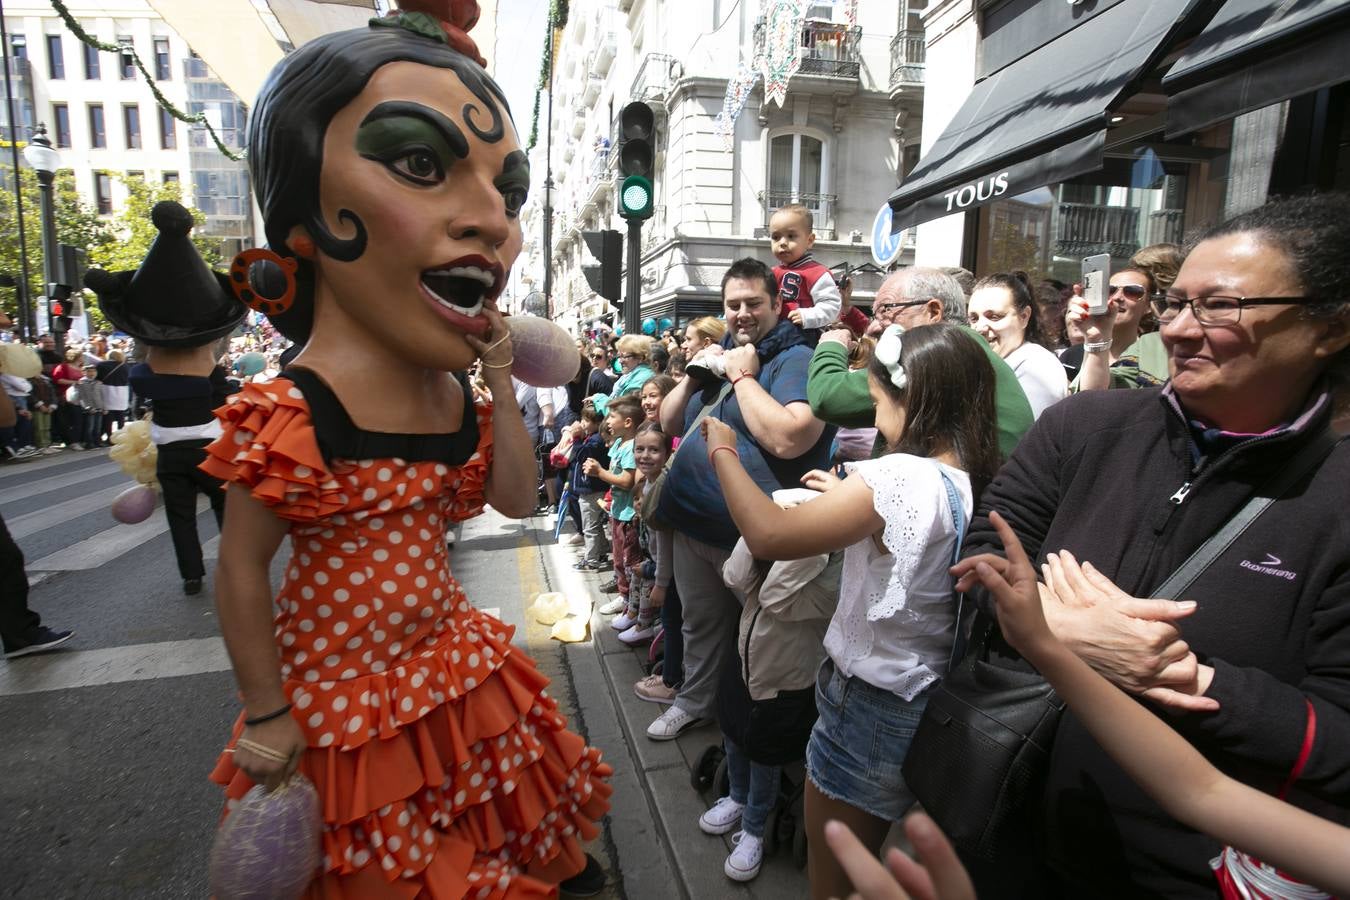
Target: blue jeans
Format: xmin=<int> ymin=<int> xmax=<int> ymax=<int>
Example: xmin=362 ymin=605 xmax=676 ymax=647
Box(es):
xmin=725 ymin=737 xmax=779 ymax=839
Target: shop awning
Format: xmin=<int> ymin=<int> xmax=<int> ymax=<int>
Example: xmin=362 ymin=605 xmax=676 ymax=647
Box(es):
xmin=1164 ymin=0 xmax=1350 ymax=137
xmin=886 ymin=0 xmax=1192 ymax=233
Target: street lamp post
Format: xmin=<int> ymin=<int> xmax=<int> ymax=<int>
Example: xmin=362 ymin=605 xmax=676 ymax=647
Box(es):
xmin=22 ymin=123 xmax=61 ymax=355
xmin=1 ymin=0 xmax=36 ymax=342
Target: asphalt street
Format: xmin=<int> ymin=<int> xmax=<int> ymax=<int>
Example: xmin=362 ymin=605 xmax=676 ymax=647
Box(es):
xmin=0 ymin=450 xmax=627 ymax=899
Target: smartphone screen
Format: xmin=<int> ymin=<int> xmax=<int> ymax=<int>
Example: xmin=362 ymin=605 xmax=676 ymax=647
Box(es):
xmin=1082 ymin=254 xmax=1110 ymax=315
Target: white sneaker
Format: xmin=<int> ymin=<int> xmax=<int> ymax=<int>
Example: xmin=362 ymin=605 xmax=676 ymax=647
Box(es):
xmin=567 ymin=533 xmax=585 ymax=545
xmin=698 ymin=796 xmax=745 ymax=835
xmin=617 ymin=623 xmax=655 ymax=645
xmin=646 ymin=705 xmax=707 ymax=742
xmin=724 ymin=831 xmax=764 ymax=882
xmin=611 ymin=610 xmax=638 ymax=631
xmin=685 ymin=351 xmax=727 ymax=383
xmin=597 ymin=598 xmax=626 ymax=615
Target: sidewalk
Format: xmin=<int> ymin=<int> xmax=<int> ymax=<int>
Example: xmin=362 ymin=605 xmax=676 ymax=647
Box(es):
xmin=538 ymin=531 xmax=812 ymax=900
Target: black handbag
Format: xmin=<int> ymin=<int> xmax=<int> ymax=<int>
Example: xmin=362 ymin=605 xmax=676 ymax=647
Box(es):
xmin=902 ymin=429 xmax=1339 ymax=864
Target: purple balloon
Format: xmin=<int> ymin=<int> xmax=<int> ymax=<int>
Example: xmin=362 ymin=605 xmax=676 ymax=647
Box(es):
xmin=111 ymin=484 xmax=157 ymax=524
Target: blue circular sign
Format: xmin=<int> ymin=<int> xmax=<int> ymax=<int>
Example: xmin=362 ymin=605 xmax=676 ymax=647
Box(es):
xmin=871 ymin=204 xmax=904 ymax=267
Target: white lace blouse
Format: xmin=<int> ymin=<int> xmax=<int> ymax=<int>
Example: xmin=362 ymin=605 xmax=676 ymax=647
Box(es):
xmin=822 ymin=453 xmax=973 ymax=700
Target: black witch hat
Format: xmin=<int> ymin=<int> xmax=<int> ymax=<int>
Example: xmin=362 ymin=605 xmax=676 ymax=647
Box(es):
xmin=84 ymin=201 xmax=247 ymax=348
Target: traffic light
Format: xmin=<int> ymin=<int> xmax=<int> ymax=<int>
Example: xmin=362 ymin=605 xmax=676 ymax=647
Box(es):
xmin=59 ymin=244 xmax=88 ymax=290
xmin=48 ymin=283 xmax=74 ymax=333
xmin=581 ymin=230 xmax=623 ymax=307
xmin=617 ymin=102 xmax=655 ymax=220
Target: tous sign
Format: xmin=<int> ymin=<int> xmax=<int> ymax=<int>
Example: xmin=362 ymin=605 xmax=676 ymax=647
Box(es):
xmin=943 ymin=172 xmax=1010 ymax=212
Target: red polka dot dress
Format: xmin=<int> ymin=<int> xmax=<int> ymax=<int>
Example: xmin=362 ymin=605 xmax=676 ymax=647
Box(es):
xmin=201 ymin=374 xmax=612 ymax=899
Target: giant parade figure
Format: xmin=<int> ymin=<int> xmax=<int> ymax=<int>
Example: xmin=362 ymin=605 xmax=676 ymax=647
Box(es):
xmin=196 ymin=1 xmax=612 ymax=895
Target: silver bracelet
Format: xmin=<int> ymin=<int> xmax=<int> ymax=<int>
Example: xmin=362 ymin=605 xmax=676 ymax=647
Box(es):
xmin=1084 ymin=340 xmax=1112 ymax=354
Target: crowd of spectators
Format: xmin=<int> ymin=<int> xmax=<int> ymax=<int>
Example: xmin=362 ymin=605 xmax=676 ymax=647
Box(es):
xmin=5 ymin=190 xmax=1350 ymax=898
xmin=522 ymin=193 xmax=1350 ymax=898
xmin=0 ymin=321 xmax=292 ymax=462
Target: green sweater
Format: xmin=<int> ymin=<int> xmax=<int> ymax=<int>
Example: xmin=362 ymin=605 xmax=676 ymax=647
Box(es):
xmin=806 ymin=329 xmax=1034 ymax=460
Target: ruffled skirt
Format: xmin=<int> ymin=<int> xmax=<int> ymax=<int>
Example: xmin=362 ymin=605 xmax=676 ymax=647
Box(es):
xmin=211 ymin=614 xmax=612 ymax=899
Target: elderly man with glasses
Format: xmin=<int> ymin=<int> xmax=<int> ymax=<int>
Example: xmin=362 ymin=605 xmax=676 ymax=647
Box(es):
xmin=806 ymin=266 xmax=1034 ymax=460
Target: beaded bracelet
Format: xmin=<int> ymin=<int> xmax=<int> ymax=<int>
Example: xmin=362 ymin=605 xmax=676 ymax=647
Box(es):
xmin=244 ymin=702 xmax=293 ymax=726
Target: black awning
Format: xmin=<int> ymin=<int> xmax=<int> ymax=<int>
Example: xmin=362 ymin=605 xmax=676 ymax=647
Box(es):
xmin=887 ymin=0 xmax=1192 ymax=233
xmin=1164 ymin=0 xmax=1350 ymax=137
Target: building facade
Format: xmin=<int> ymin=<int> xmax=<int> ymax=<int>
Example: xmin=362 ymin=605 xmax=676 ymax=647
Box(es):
xmin=2 ymin=0 xmax=252 ymax=256
xmin=515 ymin=0 xmax=929 ymax=333
xmin=904 ymin=0 xmax=1350 ymax=286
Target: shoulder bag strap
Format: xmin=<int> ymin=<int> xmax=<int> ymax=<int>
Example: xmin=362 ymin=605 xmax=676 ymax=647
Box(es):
xmin=1152 ymin=430 xmax=1341 ymax=599
xmin=681 ymin=379 xmax=736 ymax=445
xmin=659 ymin=379 xmax=736 ymax=475
xmin=938 ymin=468 xmax=972 ymax=670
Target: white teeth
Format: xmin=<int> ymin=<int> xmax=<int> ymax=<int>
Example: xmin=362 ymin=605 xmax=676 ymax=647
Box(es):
xmin=422 ymin=283 xmax=484 ymax=319
xmin=424 ymin=266 xmax=495 ymax=288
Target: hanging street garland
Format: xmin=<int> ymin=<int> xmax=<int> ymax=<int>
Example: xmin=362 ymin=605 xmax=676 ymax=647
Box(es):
xmin=760 ymin=0 xmax=812 ymax=108
xmin=526 ymin=0 xmax=570 ymax=151
xmin=714 ymin=62 xmax=760 ymax=150
xmin=47 ymin=0 xmax=244 ymax=161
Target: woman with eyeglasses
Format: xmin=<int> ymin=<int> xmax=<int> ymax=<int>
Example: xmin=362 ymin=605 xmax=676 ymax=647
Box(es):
xmin=968 ymin=272 xmax=1069 ymax=419
xmin=954 ymin=193 xmax=1350 ymax=897
xmin=1068 ymin=243 xmax=1184 ymax=391
xmin=609 ymin=334 xmax=656 ymax=398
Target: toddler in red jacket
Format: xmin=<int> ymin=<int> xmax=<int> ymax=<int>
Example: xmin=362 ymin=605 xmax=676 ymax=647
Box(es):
xmin=770 ymin=203 xmax=841 ymax=332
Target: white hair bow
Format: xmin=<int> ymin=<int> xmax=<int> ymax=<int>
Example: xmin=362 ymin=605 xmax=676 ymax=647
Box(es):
xmin=875 ymin=324 xmax=907 ymax=390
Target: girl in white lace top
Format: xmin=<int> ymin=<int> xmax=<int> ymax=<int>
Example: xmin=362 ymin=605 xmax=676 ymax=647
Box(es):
xmin=704 ymin=323 xmax=1001 ymax=900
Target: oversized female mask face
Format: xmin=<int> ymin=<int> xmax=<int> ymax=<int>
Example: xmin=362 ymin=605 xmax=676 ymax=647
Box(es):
xmin=302 ymin=60 xmax=528 ymax=372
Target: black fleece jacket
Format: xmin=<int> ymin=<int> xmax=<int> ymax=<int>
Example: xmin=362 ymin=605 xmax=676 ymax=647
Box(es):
xmin=962 ymin=385 xmax=1350 ymax=898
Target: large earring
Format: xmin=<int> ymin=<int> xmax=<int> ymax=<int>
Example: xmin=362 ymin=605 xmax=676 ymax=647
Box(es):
xmin=230 ymin=248 xmax=298 ymax=317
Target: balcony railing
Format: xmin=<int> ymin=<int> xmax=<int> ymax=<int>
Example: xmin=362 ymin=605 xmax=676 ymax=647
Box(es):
xmin=630 ymin=52 xmax=677 ymax=103
xmin=756 ymin=20 xmax=861 ymax=80
xmin=1054 ymin=202 xmax=1141 ymax=258
xmin=889 ymin=30 xmax=926 ymax=90
xmin=799 ymin=22 xmax=862 ymax=78
xmin=761 ymin=190 xmax=837 ymax=240
xmin=1146 ymin=208 xmax=1184 ymax=246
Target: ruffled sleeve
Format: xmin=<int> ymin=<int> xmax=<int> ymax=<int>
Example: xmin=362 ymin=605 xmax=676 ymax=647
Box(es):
xmin=444 ymin=399 xmax=494 ymax=523
xmin=200 ymin=380 xmax=347 ymax=522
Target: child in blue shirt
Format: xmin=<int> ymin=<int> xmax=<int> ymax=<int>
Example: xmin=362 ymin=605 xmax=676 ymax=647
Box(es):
xmin=583 ymin=394 xmax=641 ymax=622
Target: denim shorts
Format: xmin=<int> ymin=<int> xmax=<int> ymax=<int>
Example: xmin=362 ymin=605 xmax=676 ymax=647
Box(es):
xmin=805 ymin=657 xmax=929 ymax=822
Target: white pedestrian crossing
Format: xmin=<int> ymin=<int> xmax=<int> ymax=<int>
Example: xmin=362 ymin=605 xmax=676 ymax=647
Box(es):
xmin=7 ymin=482 xmax=130 ymax=540
xmin=0 ymin=637 xmax=230 ymax=696
xmin=24 ymin=496 xmax=210 ymax=571
xmin=0 ymin=460 xmax=120 ymax=504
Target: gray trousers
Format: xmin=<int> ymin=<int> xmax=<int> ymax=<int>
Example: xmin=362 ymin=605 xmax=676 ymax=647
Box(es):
xmin=578 ymin=492 xmax=611 ymax=564
xmin=672 ymin=531 xmax=739 ymax=720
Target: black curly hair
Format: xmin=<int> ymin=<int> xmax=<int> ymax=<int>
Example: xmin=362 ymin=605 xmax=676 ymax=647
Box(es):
xmin=1196 ymin=194 xmax=1349 ymax=318
xmin=247 ymin=21 xmax=513 ymax=344
xmin=1195 ymin=192 xmax=1350 ymax=385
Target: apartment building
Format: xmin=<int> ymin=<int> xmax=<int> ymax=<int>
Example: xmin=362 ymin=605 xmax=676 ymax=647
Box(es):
xmin=515 ymin=0 xmax=930 ymax=333
xmin=2 ymin=0 xmax=253 ymax=255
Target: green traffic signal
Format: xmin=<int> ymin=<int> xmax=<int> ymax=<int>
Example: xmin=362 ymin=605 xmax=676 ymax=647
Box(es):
xmin=620 ymin=175 xmax=653 ymax=220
